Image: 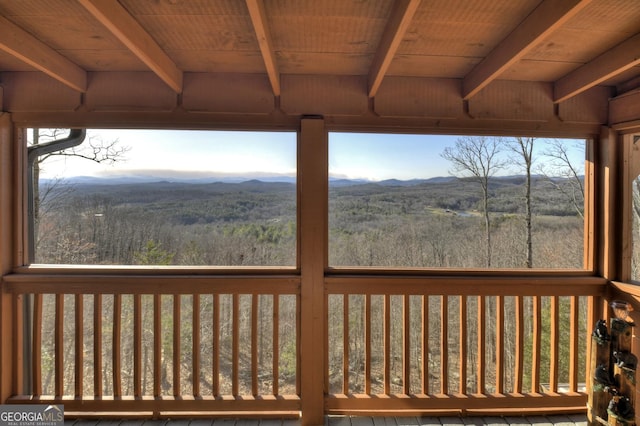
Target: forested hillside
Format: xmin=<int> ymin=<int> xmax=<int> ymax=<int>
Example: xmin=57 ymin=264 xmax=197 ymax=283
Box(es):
xmin=36 ymin=174 xmax=583 ymax=268
xmin=36 ymin=179 xmax=297 ymax=265
xmin=329 ymin=175 xmax=583 ymax=268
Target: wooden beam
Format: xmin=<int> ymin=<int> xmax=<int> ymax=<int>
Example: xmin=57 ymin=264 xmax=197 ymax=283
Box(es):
xmin=554 ymin=32 xmax=640 ymax=103
xmin=610 ymin=90 xmax=640 ymax=126
xmin=368 ymin=0 xmax=420 ymax=98
xmin=246 ymin=0 xmax=280 ymax=97
xmin=0 ymin=16 xmax=87 ymax=92
xmin=462 ymin=0 xmax=592 ymax=100
xmin=78 ymin=0 xmax=183 ymax=93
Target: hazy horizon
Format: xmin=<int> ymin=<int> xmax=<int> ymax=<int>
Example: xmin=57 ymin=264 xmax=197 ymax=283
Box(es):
xmin=34 ymin=129 xmax=586 ymax=182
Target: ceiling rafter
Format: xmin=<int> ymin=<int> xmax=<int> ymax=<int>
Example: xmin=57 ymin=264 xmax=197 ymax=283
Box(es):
xmin=78 ymin=0 xmax=183 ymax=93
xmin=554 ymin=32 xmax=640 ymax=103
xmin=368 ymin=0 xmax=420 ymax=98
xmin=246 ymin=0 xmax=280 ymax=97
xmin=0 ymin=15 xmax=87 ymax=92
xmin=462 ymin=0 xmax=592 ymax=100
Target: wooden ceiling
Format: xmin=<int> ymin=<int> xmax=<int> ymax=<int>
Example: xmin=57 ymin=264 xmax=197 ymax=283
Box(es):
xmin=0 ymin=0 xmax=639 ymax=131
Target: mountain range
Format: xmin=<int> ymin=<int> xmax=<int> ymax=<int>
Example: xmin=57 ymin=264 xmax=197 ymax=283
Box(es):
xmin=42 ymin=174 xmax=461 ymax=187
xmin=40 ymin=173 xmax=576 ymax=188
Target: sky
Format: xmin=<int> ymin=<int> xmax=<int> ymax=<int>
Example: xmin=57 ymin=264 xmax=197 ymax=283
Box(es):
xmin=330 ymin=132 xmax=461 ymax=180
xmin=34 ymin=129 xmax=586 ymax=181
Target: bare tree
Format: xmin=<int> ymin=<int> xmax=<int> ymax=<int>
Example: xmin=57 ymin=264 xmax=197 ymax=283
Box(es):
xmin=32 ymin=128 xmax=129 ymax=203
xmin=538 ymin=138 xmax=585 ymax=218
xmin=441 ymin=136 xmax=506 ymax=267
xmin=30 ymin=128 xmax=129 ymax=259
xmin=508 ymin=137 xmax=535 ymax=268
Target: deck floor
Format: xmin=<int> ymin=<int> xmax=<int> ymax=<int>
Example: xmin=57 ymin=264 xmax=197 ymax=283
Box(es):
xmin=64 ymin=414 xmax=588 ymax=426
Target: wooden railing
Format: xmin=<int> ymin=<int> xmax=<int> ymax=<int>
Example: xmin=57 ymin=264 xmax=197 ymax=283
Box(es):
xmin=324 ymin=276 xmax=606 ymax=416
xmin=3 ymin=274 xmax=302 ymax=418
xmin=2 ymin=273 xmax=607 ymax=419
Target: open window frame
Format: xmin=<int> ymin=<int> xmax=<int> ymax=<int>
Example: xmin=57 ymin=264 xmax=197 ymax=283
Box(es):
xmin=326 ymin=131 xmax=597 ymax=274
xmin=19 ymin=127 xmax=301 ymax=274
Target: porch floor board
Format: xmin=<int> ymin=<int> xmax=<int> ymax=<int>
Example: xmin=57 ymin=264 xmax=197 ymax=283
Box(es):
xmin=64 ymin=414 xmax=588 ymax=426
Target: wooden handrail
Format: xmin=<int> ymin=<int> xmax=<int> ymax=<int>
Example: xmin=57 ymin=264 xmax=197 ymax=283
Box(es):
xmin=5 ymin=273 xmax=607 ymax=417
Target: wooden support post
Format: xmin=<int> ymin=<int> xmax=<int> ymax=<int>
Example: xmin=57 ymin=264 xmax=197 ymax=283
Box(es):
xmin=299 ymin=117 xmax=327 ymax=425
xmin=0 ymin=113 xmax=14 ymax=402
xmin=597 ymin=127 xmax=618 ymax=280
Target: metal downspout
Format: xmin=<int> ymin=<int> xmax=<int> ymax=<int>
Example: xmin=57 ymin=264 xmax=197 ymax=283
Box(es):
xmin=24 ymin=128 xmax=86 ymax=394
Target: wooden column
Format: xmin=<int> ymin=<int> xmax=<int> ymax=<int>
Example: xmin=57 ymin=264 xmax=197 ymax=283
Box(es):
xmin=0 ymin=113 xmax=14 ymax=402
xmin=597 ymin=127 xmax=619 ymax=280
xmin=299 ymin=117 xmax=327 ymax=425
xmin=621 ymin=133 xmax=640 ymax=283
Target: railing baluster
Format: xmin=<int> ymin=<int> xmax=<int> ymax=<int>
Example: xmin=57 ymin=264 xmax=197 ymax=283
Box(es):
xmin=173 ymin=294 xmax=181 ymax=396
xmin=496 ymin=295 xmax=504 ymax=394
xmin=193 ymin=294 xmax=201 ymax=397
xmin=75 ymin=294 xmax=83 ymax=397
xmin=403 ymin=294 xmax=410 ymax=395
xmin=549 ymin=296 xmax=559 ymax=393
xmin=586 ymin=295 xmax=595 ymax=391
xmin=273 ymin=294 xmax=280 ymax=396
xmin=343 ymin=294 xmax=349 ymax=394
xmin=153 ymin=294 xmax=161 ymax=397
xmin=569 ymin=296 xmax=579 ymax=392
xmin=324 ymin=292 xmax=330 ymax=396
xmin=14 ymin=294 xmax=23 ymax=395
xmin=113 ymin=294 xmax=122 ymax=397
xmin=55 ymin=294 xmax=64 ymax=396
xmin=440 ymin=295 xmax=448 ymax=395
xmin=33 ymin=294 xmax=42 ymax=396
xmin=459 ymin=295 xmax=467 ymax=395
xmin=477 ymin=295 xmax=485 ymax=394
xmin=134 ymin=294 xmax=142 ymax=397
xmin=296 ymin=292 xmax=301 ymax=396
xmin=232 ymin=293 xmax=239 ymax=396
xmin=342 ymin=294 xmax=351 ymax=395
xmin=365 ymin=294 xmax=371 ymax=395
xmin=213 ymin=293 xmax=220 ymax=397
xmin=252 ymin=294 xmax=259 ymax=396
xmin=514 ymin=296 xmax=524 ymax=393
xmin=94 ymin=294 xmax=102 ymax=397
xmin=383 ymin=294 xmax=390 ymax=395
xmin=531 ymin=295 xmax=541 ymax=393
xmin=421 ymin=295 xmax=429 ymax=395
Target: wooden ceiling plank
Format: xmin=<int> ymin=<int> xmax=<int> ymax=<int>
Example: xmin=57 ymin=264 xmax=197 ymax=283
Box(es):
xmin=0 ymin=15 xmax=87 ymax=92
xmin=554 ymin=32 xmax=640 ymax=103
xmin=78 ymin=0 xmax=183 ymax=93
xmin=246 ymin=0 xmax=280 ymax=97
xmin=462 ymin=0 xmax=592 ymax=100
xmin=368 ymin=0 xmax=420 ymax=98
